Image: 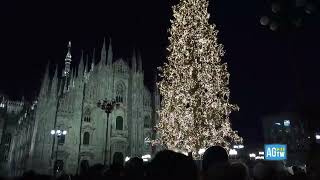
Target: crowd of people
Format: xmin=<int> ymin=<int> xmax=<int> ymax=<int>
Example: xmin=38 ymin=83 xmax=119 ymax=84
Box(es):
xmin=2 ymin=146 xmax=319 ymax=180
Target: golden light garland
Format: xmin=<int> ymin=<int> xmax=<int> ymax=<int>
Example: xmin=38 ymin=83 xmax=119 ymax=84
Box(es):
xmin=154 ymin=0 xmax=242 ymax=157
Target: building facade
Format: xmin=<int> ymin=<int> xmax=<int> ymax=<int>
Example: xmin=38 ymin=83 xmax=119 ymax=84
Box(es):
xmin=0 ymin=94 xmax=27 ymax=176
xmin=4 ymin=38 xmax=160 ymax=176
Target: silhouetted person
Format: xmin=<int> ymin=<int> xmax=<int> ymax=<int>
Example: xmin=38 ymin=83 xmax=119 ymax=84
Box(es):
xmin=228 ymin=162 xmax=250 ymax=180
xmin=149 ymin=150 xmax=198 ymax=180
xmin=80 ymin=163 xmax=104 ymax=180
xmin=21 ymin=170 xmax=36 ymax=180
xmin=201 ymin=145 xmax=230 ymax=180
xmin=291 ymin=166 xmax=307 ymax=180
xmin=105 ymin=163 xmax=125 ymax=179
xmin=124 ymin=157 xmax=144 ymax=178
xmin=202 ymin=146 xmax=229 ymax=172
xmin=253 ymin=162 xmax=277 ymax=180
xmin=306 ymin=142 xmax=320 ymax=180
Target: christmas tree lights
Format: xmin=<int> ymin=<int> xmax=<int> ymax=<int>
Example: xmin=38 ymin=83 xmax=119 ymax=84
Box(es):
xmin=154 ymin=0 xmax=242 ymax=157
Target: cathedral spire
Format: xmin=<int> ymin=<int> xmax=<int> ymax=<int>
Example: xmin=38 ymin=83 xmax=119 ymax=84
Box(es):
xmin=107 ymin=38 xmax=113 ymax=66
xmin=69 ymin=68 xmax=75 ymax=88
xmin=51 ymin=64 xmax=59 ymax=96
xmin=39 ymin=61 xmax=50 ymax=96
xmin=85 ymin=54 xmax=89 ymax=73
xmin=72 ymin=68 xmax=76 ymax=87
xmin=44 ymin=61 xmax=50 ymax=80
xmin=137 ymin=50 xmax=143 ymax=72
xmin=63 ymin=41 xmax=72 ymax=77
xmin=53 ymin=64 xmax=58 ymax=78
xmin=100 ymin=37 xmax=107 ymax=66
xmin=84 ymin=54 xmax=89 ymax=80
xmin=43 ymin=61 xmax=50 ymax=85
xmin=131 ymin=48 xmax=137 ymax=72
xmin=71 ymin=67 xmax=74 ymax=76
xmin=78 ymin=50 xmax=85 ymax=76
xmin=91 ymin=48 xmax=95 ymax=71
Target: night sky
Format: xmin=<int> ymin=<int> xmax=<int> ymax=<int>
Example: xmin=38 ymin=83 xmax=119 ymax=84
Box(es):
xmin=1 ymin=0 xmax=320 ymax=145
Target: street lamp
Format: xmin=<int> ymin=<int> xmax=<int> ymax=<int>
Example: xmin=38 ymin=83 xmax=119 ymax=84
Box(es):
xmin=50 ymin=129 xmax=67 ymax=176
xmin=97 ymin=99 xmax=116 ymax=166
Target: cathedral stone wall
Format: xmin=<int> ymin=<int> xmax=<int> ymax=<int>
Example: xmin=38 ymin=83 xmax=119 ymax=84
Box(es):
xmin=5 ymin=39 xmax=160 ymax=176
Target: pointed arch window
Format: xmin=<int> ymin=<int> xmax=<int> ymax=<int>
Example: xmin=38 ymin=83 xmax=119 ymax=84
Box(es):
xmin=116 ymin=82 xmax=125 ymax=103
xmin=116 ymin=116 xmax=123 ymax=130
xmin=84 ymin=108 xmax=91 ymax=122
xmin=144 ymin=116 xmax=151 ymax=128
xmin=83 ymin=132 xmax=90 ymax=145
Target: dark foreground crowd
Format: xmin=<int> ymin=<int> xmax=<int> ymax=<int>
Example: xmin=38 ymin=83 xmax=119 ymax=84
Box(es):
xmin=2 ymin=146 xmax=319 ymax=180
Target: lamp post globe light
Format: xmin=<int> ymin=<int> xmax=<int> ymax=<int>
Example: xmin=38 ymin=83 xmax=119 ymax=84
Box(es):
xmin=97 ymin=99 xmax=116 ymax=166
xmin=50 ymin=129 xmax=67 ymax=176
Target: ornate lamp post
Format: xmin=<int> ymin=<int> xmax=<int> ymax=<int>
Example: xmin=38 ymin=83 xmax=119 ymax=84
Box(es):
xmin=50 ymin=129 xmax=67 ymax=177
xmin=97 ymin=99 xmax=116 ymax=166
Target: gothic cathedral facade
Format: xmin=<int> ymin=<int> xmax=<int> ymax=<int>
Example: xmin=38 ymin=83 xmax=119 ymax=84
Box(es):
xmin=25 ymin=39 xmax=160 ymax=175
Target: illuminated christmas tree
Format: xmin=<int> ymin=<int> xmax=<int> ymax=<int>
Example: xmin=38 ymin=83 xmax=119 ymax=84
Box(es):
xmin=155 ymin=0 xmax=242 ymax=157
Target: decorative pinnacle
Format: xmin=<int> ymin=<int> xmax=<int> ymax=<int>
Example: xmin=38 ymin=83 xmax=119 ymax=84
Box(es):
xmin=65 ymin=41 xmax=72 ymax=63
xmin=63 ymin=41 xmax=72 ymax=77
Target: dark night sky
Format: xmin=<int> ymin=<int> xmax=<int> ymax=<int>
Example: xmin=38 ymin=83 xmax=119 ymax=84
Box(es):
xmin=1 ymin=0 xmax=320 ymax=145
